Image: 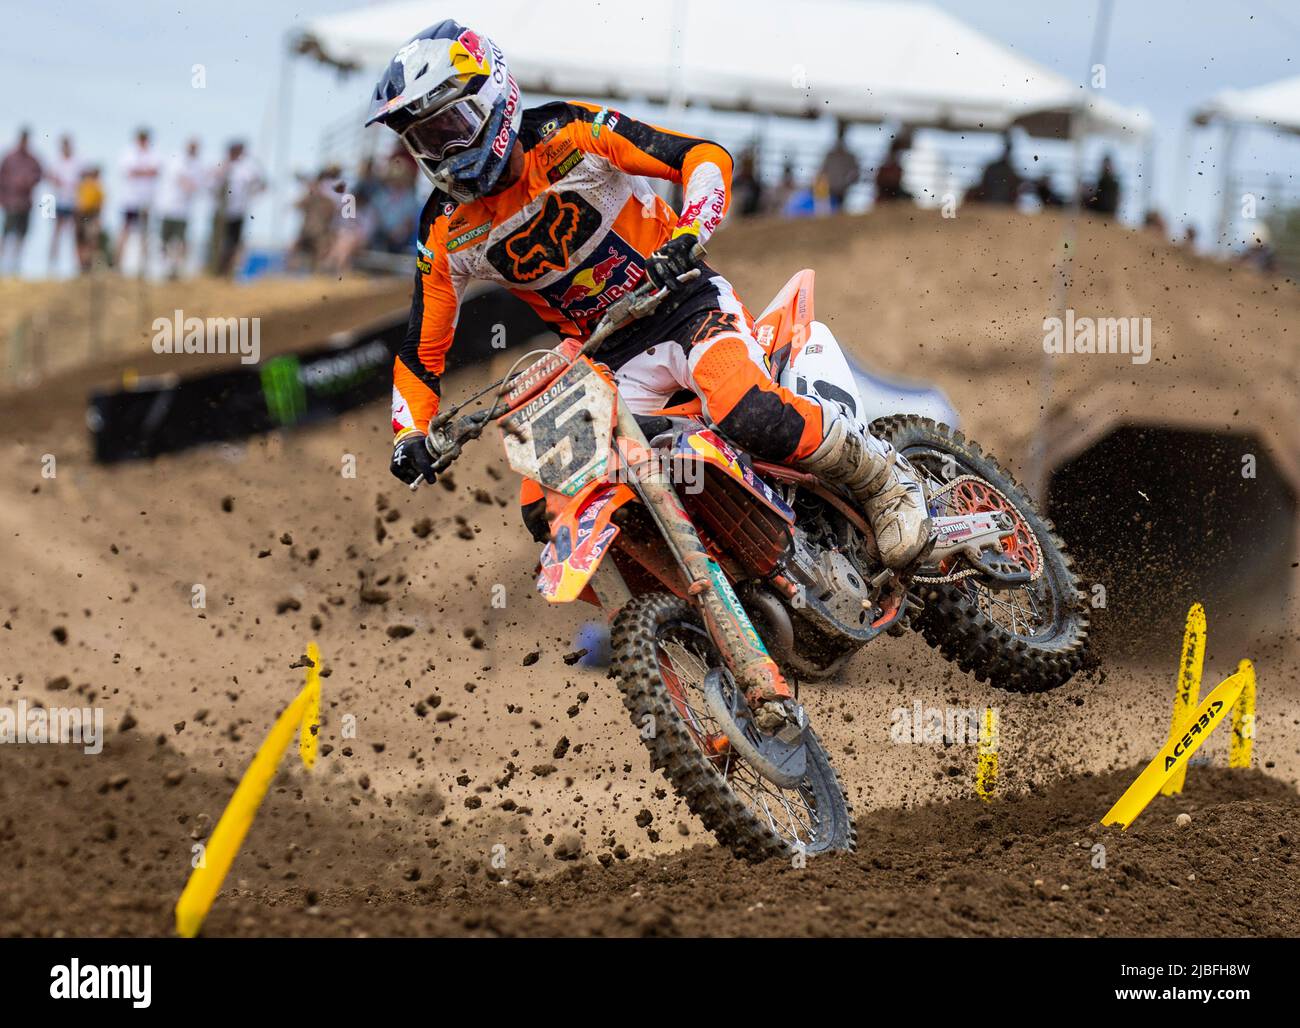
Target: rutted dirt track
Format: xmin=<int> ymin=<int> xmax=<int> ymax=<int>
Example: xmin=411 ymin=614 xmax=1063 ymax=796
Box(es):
xmin=0 ymin=210 xmax=1297 ymax=937
xmin=3 ymin=736 xmax=1296 ymax=936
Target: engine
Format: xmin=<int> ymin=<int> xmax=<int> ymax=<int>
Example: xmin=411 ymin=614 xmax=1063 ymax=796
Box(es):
xmin=742 ymin=504 xmax=895 ymax=679
xmin=782 ymin=523 xmax=881 ymax=640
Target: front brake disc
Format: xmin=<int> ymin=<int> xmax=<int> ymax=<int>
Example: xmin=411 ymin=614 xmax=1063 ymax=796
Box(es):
xmin=702 ymin=668 xmax=807 ymax=788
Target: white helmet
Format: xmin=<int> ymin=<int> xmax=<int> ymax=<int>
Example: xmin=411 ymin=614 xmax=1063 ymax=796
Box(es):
xmin=365 ymin=20 xmax=521 ymax=202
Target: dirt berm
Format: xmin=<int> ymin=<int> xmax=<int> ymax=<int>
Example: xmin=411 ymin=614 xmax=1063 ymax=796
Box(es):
xmin=0 ymin=209 xmax=1296 ymax=937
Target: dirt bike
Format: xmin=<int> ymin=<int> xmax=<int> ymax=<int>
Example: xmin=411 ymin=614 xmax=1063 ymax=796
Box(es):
xmin=411 ymin=250 xmax=1089 ymax=863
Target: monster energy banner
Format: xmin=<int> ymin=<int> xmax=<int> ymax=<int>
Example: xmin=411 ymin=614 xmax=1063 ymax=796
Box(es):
xmin=88 ymin=287 xmax=554 ymax=463
xmin=88 ymin=316 xmax=402 ymax=463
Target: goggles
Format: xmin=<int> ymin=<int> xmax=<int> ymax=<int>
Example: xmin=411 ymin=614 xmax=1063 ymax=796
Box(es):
xmin=399 ymin=95 xmax=490 ymax=164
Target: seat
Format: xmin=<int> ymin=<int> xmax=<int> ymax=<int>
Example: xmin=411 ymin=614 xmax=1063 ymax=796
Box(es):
xmin=752 ymin=268 xmax=816 ymax=381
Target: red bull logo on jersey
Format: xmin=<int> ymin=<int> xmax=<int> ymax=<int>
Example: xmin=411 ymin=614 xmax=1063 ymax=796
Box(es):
xmin=542 ymin=235 xmax=645 ymax=323
xmin=557 ymin=247 xmax=627 ymax=306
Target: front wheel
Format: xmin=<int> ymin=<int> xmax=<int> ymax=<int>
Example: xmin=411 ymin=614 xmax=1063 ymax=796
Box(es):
xmin=611 ymin=593 xmax=855 ymax=861
xmin=871 ymin=415 xmax=1090 ymax=693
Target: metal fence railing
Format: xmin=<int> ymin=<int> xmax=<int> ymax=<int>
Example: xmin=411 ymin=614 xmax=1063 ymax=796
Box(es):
xmin=314 ymin=98 xmax=1148 ymax=223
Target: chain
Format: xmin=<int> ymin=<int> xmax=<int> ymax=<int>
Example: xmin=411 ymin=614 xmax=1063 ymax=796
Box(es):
xmin=913 ymin=566 xmax=986 ymax=585
xmin=924 ymin=473 xmax=983 ymax=503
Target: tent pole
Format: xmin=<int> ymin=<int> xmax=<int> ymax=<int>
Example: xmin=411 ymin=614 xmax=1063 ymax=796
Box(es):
xmin=1215 ymin=120 xmax=1239 ymax=252
xmin=1172 ymin=120 xmax=1192 ymax=242
xmin=1030 ymin=0 xmax=1113 ymax=502
xmin=1140 ymin=133 xmax=1155 ymax=218
xmin=272 ymin=33 xmax=297 ymax=249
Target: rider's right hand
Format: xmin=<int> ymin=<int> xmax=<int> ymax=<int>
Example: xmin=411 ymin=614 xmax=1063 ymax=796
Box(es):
xmin=391 ymin=429 xmax=439 ymax=486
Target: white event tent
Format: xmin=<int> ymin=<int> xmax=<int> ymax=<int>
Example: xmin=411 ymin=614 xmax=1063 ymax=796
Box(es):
xmin=294 ymin=0 xmax=1149 ymax=141
xmin=1189 ymin=75 xmax=1300 ymax=248
xmin=1193 ymin=76 xmax=1300 ymax=136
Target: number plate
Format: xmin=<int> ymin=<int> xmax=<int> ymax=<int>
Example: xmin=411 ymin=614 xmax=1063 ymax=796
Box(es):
xmin=500 ymin=358 xmax=616 ymax=496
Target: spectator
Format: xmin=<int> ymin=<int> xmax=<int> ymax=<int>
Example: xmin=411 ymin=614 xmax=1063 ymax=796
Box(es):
xmin=155 ymin=138 xmax=204 ymax=279
xmin=1142 ymin=209 xmax=1167 ymax=237
xmin=1237 ymin=222 xmax=1277 ymax=273
xmin=211 ymin=140 xmax=265 ymax=276
xmin=0 ymin=127 xmax=44 ymax=276
xmin=115 ymin=127 xmax=161 ymax=274
xmin=778 ymin=167 xmax=819 ymax=218
xmin=289 ymin=171 xmax=337 ymax=272
xmin=350 ymin=156 xmax=383 ymax=209
xmin=967 ymin=133 xmax=1021 ymax=205
xmin=74 ymin=166 xmax=106 ymax=273
xmin=1032 ymin=174 xmax=1066 ymax=209
xmin=326 ymin=190 xmax=376 ymax=276
xmin=47 ymin=135 xmax=82 ymax=274
xmin=874 ymin=137 xmax=911 ymax=203
xmin=811 ymin=172 xmax=834 ymax=215
xmin=767 ymin=160 xmax=799 ymax=217
xmin=819 ymin=120 xmax=860 ymax=211
xmin=1084 ymin=154 xmax=1121 ymax=218
xmin=369 ymin=162 xmax=421 ymax=253
xmin=732 ymin=146 xmax=763 ymax=217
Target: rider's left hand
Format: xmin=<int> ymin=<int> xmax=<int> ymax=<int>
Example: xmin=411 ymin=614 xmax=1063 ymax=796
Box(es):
xmin=390 ymin=429 xmax=438 ymax=486
xmin=646 ymin=232 xmax=700 ymax=291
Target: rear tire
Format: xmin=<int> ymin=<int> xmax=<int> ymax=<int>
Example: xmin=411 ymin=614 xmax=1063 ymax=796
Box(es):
xmin=871 ymin=415 xmax=1090 ymax=693
xmin=611 ymin=593 xmax=855 ymax=861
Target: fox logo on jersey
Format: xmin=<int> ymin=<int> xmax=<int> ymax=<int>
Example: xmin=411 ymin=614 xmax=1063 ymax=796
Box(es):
xmin=488 ymin=191 xmax=601 ymax=283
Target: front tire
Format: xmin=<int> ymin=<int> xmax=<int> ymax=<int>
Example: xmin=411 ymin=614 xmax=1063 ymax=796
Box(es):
xmin=872 ymin=415 xmax=1090 ymax=693
xmin=611 ymin=593 xmax=855 ymax=861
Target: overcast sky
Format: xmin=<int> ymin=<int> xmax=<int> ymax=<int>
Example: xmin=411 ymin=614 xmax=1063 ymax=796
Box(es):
xmin=3 ymin=0 xmax=1298 ymax=275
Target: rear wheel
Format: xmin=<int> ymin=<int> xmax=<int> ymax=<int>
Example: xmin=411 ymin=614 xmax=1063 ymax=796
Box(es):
xmin=871 ymin=415 xmax=1090 ymax=692
xmin=611 ymin=593 xmax=855 ymax=861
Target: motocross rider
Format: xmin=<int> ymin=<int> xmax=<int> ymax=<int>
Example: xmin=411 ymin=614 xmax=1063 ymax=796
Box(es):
xmin=376 ymin=21 xmax=931 ymax=572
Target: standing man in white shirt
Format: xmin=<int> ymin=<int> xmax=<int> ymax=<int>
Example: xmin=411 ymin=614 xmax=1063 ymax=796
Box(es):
xmin=47 ymin=135 xmax=82 ymax=274
xmin=156 ymin=138 xmax=204 ymax=279
xmin=212 ymin=140 xmax=264 ymax=276
xmin=115 ymin=127 xmax=161 ymax=274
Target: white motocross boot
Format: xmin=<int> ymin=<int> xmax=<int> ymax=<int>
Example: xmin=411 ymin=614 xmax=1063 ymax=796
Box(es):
xmin=797 ymin=418 xmax=932 ymax=568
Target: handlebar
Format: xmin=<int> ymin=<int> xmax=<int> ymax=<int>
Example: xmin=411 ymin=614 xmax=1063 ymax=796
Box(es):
xmin=408 ymin=241 xmax=707 ymax=491
xmin=578 ymin=241 xmax=707 ymax=358
xmin=407 ymin=408 xmax=494 ymax=490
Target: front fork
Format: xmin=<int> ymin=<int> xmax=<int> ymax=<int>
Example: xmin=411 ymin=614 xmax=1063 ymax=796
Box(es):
xmin=613 ymin=405 xmax=792 ymax=704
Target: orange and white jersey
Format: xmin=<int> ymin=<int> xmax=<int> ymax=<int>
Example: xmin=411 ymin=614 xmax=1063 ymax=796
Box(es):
xmin=392 ymin=100 xmax=732 ymax=436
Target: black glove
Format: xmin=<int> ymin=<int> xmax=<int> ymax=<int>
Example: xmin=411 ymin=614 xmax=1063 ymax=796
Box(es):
xmin=645 ymin=233 xmax=700 ymax=291
xmin=390 ymin=430 xmax=438 ymax=486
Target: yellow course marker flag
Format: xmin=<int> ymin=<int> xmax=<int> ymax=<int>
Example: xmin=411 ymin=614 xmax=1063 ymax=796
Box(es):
xmin=1161 ymin=603 xmax=1206 ymax=796
xmin=174 ymin=643 xmax=323 ymax=938
xmin=299 ymin=641 xmax=322 ymax=768
xmin=975 ymin=707 xmax=999 ymax=802
xmin=1229 ymin=659 xmax=1256 ymax=769
xmin=1101 ymin=667 xmax=1248 ymax=830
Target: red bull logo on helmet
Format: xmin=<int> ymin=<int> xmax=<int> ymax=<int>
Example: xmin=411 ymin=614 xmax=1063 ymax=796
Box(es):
xmin=449 ymin=29 xmax=492 ymax=78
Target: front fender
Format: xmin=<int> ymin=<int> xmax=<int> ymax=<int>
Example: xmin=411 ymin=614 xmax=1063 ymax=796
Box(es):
xmin=536 ymin=480 xmax=637 ymax=602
